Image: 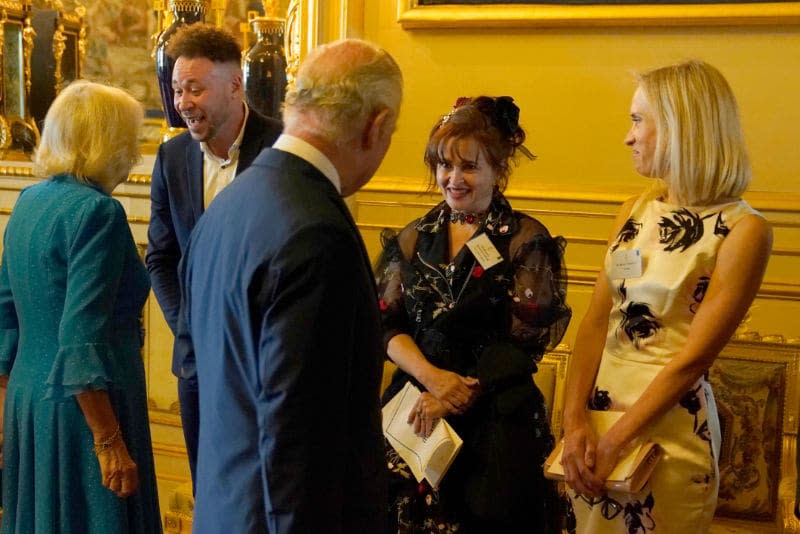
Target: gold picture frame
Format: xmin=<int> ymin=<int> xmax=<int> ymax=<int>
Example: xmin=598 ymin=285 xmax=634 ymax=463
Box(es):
xmin=397 ymin=0 xmax=800 ymax=29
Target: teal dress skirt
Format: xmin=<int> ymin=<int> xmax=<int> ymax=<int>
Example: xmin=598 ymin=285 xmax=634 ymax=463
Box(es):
xmin=0 ymin=174 xmax=161 ymax=533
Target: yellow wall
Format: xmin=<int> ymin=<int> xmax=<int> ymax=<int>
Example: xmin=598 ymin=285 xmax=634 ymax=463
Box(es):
xmin=349 ymin=1 xmax=800 ymax=346
xmin=365 ymin=3 xmax=800 ymax=194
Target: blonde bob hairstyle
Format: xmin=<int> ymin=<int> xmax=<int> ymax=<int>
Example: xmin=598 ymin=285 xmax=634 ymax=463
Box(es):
xmin=282 ymin=39 xmax=402 ymax=147
xmin=33 ymin=80 xmax=143 ymax=190
xmin=637 ymin=60 xmax=751 ymax=206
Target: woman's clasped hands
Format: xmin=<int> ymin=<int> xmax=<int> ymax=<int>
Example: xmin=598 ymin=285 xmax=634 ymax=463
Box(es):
xmin=561 ymin=419 xmax=624 ymax=499
xmin=408 ymin=367 xmax=480 ymax=438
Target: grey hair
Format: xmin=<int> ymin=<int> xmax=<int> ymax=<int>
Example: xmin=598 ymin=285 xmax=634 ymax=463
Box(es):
xmin=282 ymin=39 xmax=403 ymax=146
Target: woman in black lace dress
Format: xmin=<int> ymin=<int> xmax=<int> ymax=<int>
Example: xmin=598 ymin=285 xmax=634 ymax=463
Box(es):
xmin=376 ymin=96 xmax=571 ymax=533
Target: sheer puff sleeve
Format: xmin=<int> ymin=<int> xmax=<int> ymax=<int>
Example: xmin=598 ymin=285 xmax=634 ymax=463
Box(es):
xmin=508 ymin=218 xmax=571 ymax=358
xmin=374 ymin=225 xmax=418 ymax=350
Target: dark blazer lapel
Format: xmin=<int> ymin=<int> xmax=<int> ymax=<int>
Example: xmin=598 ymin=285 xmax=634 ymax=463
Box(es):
xmin=328 ymin=190 xmax=378 ymax=298
xmin=238 ymin=112 xmax=279 ymax=173
xmin=186 ymin=141 xmax=204 ymax=220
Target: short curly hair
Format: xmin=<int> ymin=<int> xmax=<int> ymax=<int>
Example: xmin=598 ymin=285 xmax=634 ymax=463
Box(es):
xmin=166 ymin=23 xmax=241 ymax=64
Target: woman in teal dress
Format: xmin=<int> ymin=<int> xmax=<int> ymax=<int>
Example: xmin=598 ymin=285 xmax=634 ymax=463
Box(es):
xmin=0 ymin=81 xmax=161 ymax=533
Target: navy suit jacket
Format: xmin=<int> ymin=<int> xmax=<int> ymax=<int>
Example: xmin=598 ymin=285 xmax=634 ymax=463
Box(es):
xmin=146 ymin=110 xmax=282 ymax=378
xmin=180 ymin=149 xmax=387 ymax=534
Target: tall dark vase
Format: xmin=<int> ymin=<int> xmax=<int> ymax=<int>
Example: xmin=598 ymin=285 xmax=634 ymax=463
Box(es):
xmin=243 ymin=17 xmax=286 ymax=120
xmin=155 ymin=0 xmax=206 ymax=128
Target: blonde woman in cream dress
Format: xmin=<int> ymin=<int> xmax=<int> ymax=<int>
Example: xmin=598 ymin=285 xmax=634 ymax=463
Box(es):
xmin=559 ymin=60 xmax=772 ymax=533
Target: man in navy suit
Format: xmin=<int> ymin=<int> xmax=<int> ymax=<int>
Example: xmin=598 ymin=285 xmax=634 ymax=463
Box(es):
xmin=180 ymin=39 xmax=403 ymax=533
xmin=145 ymin=23 xmax=282 ymax=491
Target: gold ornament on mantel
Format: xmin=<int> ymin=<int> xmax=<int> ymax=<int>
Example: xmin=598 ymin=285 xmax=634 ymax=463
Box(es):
xmin=240 ymin=0 xmax=281 ymax=52
xmin=209 ymin=0 xmax=226 ymax=28
xmin=262 ymin=0 xmax=279 ymax=18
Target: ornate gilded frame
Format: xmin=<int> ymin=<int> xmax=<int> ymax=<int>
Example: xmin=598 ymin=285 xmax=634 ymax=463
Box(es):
xmin=397 ymin=0 xmax=800 ymax=28
xmin=535 ymin=344 xmax=570 ymax=441
xmin=0 ymin=1 xmax=36 ymax=157
xmin=709 ymin=338 xmax=799 ymax=531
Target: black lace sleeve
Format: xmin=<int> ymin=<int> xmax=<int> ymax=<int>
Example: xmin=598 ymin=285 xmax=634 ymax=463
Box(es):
xmin=509 ymin=228 xmax=572 ymax=357
xmin=374 ymin=226 xmax=416 ymax=350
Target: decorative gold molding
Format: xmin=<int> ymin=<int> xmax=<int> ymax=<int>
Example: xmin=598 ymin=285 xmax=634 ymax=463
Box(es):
xmin=156 ymin=472 xmax=190 ymax=484
xmin=22 ymin=12 xmax=33 ymax=113
xmin=397 ymin=0 xmax=800 ymax=29
xmin=0 ymin=1 xmax=26 ymax=12
xmin=152 ymin=440 xmax=188 ymax=457
xmin=52 ymin=23 xmax=66 ymax=95
xmin=285 ymin=0 xmax=318 ymax=87
xmin=362 ymin=176 xmax=800 ymax=212
xmin=149 ymin=409 xmax=183 ymax=427
xmin=128 ymin=173 xmax=152 ymax=185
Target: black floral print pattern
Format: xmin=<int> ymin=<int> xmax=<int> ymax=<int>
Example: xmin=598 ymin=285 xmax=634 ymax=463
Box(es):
xmin=713 ymin=212 xmax=729 ymax=237
xmin=616 ymin=280 xmax=661 ymax=349
xmin=588 ymin=387 xmax=612 ymax=411
xmin=375 ymin=191 xmax=571 ymax=533
xmin=679 ymin=385 xmax=711 ymax=442
xmin=618 ymin=302 xmax=661 ymax=349
xmin=562 ymin=493 xmax=577 ymax=534
xmin=611 ymin=218 xmax=643 ymax=252
xmin=658 ymin=208 xmax=708 ymax=252
xmin=623 ymin=492 xmax=656 ymax=533
xmin=690 ymin=276 xmax=710 ymax=314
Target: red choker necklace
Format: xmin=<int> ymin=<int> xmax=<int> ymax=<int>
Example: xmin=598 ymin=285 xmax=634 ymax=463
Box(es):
xmin=449 ymin=210 xmax=486 ymax=225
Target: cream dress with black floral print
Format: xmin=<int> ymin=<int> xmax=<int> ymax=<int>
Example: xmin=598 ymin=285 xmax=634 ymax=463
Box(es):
xmin=564 ymin=189 xmax=762 ymax=534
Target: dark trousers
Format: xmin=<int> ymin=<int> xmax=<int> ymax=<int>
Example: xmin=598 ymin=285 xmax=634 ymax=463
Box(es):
xmin=178 ymin=375 xmax=199 ymax=495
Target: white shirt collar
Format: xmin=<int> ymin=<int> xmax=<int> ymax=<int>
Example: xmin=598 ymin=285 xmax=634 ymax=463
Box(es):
xmin=272 ymin=134 xmax=341 ymax=194
xmin=200 ymin=103 xmax=249 ymax=165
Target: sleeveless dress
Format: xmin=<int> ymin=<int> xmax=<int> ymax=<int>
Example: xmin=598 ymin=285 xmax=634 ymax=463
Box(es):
xmin=564 ymin=190 xmax=762 ymax=534
xmin=0 ymin=174 xmax=162 ymax=533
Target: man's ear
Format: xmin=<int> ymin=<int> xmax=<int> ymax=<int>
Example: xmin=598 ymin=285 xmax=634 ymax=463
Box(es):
xmin=229 ymin=68 xmax=244 ymax=98
xmin=362 ymin=108 xmax=391 ymax=150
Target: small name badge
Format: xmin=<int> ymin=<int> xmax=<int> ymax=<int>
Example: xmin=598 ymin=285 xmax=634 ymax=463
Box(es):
xmin=609 ymin=249 xmax=643 ymax=279
xmin=466 ymin=233 xmax=503 ymax=270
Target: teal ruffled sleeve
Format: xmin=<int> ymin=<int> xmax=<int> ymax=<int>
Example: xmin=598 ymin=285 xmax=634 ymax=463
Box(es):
xmin=45 ymin=343 xmax=115 ymax=399
xmin=45 ymin=195 xmax=127 ymax=400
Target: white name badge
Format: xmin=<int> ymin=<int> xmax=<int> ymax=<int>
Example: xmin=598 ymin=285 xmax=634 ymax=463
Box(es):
xmin=609 ymin=249 xmax=643 ymax=279
xmin=466 ymin=233 xmax=503 ymax=270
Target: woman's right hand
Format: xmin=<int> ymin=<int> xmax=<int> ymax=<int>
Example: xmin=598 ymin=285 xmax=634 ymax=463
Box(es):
xmin=561 ymin=416 xmax=604 ymax=498
xmin=96 ymin=438 xmax=140 ymax=498
xmin=423 ymin=368 xmax=480 ymax=414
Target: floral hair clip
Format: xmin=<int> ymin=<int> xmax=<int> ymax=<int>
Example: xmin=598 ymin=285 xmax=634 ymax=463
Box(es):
xmin=492 ymin=96 xmax=536 ymax=160
xmin=441 ymin=96 xmax=470 ymax=123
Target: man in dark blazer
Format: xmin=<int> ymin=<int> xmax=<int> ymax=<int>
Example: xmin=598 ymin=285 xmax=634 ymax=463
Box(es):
xmin=179 ymin=39 xmax=403 ymax=534
xmin=145 ymin=23 xmax=282 ymax=491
